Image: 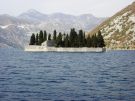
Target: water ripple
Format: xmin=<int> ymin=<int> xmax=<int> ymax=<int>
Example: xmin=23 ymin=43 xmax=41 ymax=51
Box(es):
xmin=0 ymin=49 xmax=135 ymax=100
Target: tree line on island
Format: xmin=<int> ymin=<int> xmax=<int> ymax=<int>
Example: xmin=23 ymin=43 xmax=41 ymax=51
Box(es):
xmin=29 ymin=28 xmax=105 ymax=47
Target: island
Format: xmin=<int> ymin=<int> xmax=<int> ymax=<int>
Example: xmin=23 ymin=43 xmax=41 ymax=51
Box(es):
xmin=25 ymin=28 xmax=106 ymax=52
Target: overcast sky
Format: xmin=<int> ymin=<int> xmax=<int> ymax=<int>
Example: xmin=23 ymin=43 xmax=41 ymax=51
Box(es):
xmin=0 ymin=0 xmax=134 ymax=17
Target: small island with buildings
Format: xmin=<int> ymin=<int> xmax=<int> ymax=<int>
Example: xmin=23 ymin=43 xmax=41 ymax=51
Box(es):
xmin=25 ymin=28 xmax=106 ymax=52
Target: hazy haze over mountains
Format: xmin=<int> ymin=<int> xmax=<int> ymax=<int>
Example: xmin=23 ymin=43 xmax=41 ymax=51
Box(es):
xmin=0 ymin=10 xmax=105 ymax=48
xmin=0 ymin=0 xmax=134 ymax=49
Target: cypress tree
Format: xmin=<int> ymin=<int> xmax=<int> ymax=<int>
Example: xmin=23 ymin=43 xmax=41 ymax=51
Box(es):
xmin=35 ymin=33 xmax=39 ymax=45
xmin=29 ymin=33 xmax=35 ymax=45
xmin=69 ymin=28 xmax=78 ymax=47
xmin=97 ymin=30 xmax=105 ymax=47
xmin=74 ymin=29 xmax=78 ymax=47
xmin=64 ymin=34 xmax=69 ymax=47
xmin=48 ymin=34 xmax=51 ymax=40
xmin=91 ymin=34 xmax=98 ymax=47
xmin=86 ymin=35 xmax=92 ymax=47
xmin=28 ymin=28 xmax=105 ymax=48
xmin=53 ymin=30 xmax=57 ymax=41
xmin=83 ymin=32 xmax=86 ymax=47
xmin=56 ymin=32 xmax=62 ymax=47
xmin=74 ymin=34 xmax=79 ymax=47
xmin=39 ymin=30 xmax=44 ymax=45
xmin=69 ymin=28 xmax=74 ymax=47
xmin=78 ymin=30 xmax=84 ymax=47
xmin=43 ymin=30 xmax=47 ymax=41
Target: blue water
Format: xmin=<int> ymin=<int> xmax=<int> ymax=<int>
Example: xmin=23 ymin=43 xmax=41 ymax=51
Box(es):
xmin=0 ymin=49 xmax=135 ymax=101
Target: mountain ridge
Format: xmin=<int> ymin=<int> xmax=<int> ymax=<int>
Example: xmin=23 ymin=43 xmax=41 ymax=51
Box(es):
xmin=88 ymin=2 xmax=135 ymax=49
xmin=0 ymin=10 xmax=105 ymax=48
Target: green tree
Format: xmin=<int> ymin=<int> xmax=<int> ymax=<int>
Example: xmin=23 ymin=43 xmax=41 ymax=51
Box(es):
xmin=97 ymin=30 xmax=105 ymax=47
xmin=91 ymin=34 xmax=98 ymax=47
xmin=53 ymin=30 xmax=57 ymax=41
xmin=78 ymin=30 xmax=84 ymax=47
xmin=74 ymin=34 xmax=79 ymax=47
xmin=28 ymin=28 xmax=106 ymax=48
xmin=29 ymin=33 xmax=35 ymax=45
xmin=69 ymin=28 xmax=78 ymax=47
xmin=43 ymin=30 xmax=47 ymax=41
xmin=64 ymin=34 xmax=69 ymax=47
xmin=39 ymin=30 xmax=44 ymax=45
xmin=35 ymin=33 xmax=39 ymax=45
xmin=83 ymin=32 xmax=87 ymax=47
xmin=48 ymin=34 xmax=51 ymax=40
xmin=56 ymin=32 xmax=62 ymax=47
xmin=86 ymin=35 xmax=92 ymax=47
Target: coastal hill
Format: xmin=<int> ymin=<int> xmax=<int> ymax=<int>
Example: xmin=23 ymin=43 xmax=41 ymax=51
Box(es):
xmin=0 ymin=10 xmax=105 ymax=48
xmin=87 ymin=2 xmax=135 ymax=49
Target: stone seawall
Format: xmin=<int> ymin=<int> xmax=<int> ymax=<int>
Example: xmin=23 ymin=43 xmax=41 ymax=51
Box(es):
xmin=24 ymin=46 xmax=105 ymax=52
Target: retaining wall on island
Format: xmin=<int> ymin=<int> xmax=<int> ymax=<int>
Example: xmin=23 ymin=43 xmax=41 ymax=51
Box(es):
xmin=24 ymin=46 xmax=105 ymax=52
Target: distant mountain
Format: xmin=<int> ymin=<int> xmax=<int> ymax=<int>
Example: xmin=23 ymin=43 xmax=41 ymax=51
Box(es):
xmin=88 ymin=2 xmax=135 ymax=49
xmin=18 ymin=10 xmax=105 ymax=32
xmin=18 ymin=9 xmax=48 ymax=22
xmin=0 ymin=15 xmax=29 ymax=48
xmin=0 ymin=14 xmax=29 ymax=25
xmin=0 ymin=10 xmax=105 ymax=48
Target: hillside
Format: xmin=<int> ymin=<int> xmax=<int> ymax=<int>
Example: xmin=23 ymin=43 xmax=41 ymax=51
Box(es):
xmin=0 ymin=10 xmax=105 ymax=48
xmin=88 ymin=2 xmax=135 ymax=49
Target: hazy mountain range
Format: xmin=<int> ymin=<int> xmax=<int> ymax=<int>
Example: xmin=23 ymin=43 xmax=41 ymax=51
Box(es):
xmin=0 ymin=9 xmax=105 ymax=48
xmin=1 ymin=2 xmax=135 ymax=49
xmin=88 ymin=2 xmax=135 ymax=49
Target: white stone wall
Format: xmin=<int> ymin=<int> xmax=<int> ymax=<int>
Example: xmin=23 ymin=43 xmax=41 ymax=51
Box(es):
xmin=24 ymin=45 xmax=105 ymax=52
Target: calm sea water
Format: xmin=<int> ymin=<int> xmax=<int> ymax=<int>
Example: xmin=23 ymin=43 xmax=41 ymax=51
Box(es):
xmin=0 ymin=49 xmax=135 ymax=101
